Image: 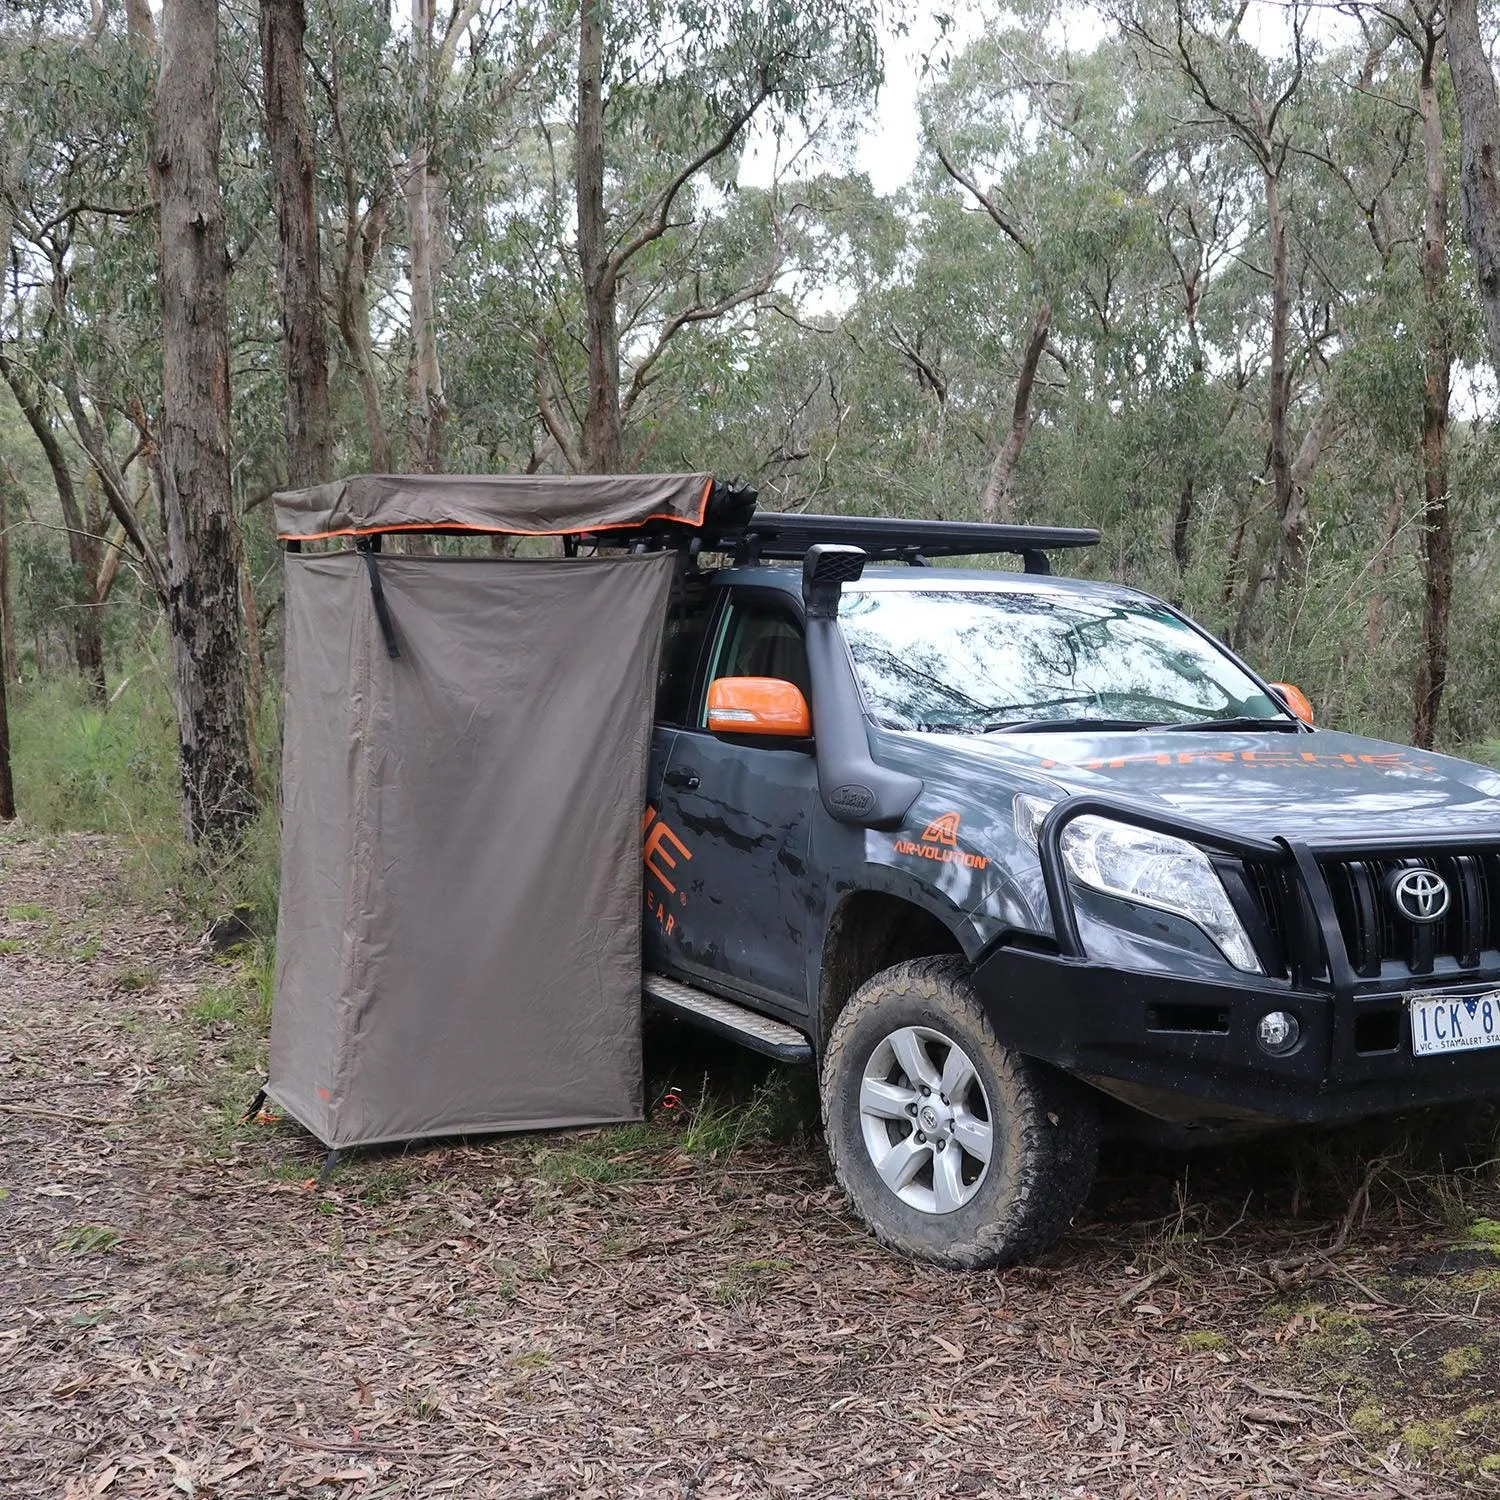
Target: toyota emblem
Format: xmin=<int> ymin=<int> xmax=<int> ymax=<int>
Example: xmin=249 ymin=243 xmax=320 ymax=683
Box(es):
xmin=1389 ymin=868 xmax=1450 ymax=924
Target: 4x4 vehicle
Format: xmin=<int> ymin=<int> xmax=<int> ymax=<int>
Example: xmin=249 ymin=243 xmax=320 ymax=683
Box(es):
xmin=634 ymin=510 xmax=1500 ymax=1268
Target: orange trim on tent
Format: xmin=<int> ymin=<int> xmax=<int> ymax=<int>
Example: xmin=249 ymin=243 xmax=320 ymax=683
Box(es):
xmin=276 ymin=475 xmax=716 ymax=543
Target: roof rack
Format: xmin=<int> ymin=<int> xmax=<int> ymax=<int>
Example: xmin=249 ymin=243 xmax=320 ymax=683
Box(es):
xmin=568 ymin=503 xmax=1100 ymax=576
xmin=728 ymin=512 xmax=1098 ymax=574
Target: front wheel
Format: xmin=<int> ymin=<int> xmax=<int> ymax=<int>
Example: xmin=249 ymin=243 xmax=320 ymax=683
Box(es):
xmin=821 ymin=955 xmax=1098 ymax=1269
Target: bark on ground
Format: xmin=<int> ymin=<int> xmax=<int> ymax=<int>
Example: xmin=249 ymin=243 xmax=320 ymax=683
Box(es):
xmin=1 ymin=833 xmax=1495 ymax=1498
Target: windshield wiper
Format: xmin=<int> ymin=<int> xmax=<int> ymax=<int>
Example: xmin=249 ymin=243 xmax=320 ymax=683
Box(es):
xmin=981 ymin=717 xmax=1161 ymax=734
xmin=1163 ymin=716 xmax=1302 ymax=732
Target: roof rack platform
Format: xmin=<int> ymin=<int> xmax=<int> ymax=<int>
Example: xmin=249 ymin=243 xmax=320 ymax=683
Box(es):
xmin=572 ymin=508 xmax=1100 ymax=575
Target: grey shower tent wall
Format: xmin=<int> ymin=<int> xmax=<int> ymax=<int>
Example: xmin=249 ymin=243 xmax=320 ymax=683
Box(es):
xmin=265 ymin=474 xmax=705 ymax=1150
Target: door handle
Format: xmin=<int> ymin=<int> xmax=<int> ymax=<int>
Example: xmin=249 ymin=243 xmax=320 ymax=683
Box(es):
xmin=665 ymin=767 xmax=701 ymax=790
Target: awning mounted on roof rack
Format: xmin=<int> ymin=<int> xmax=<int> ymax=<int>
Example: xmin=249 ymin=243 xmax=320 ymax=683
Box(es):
xmin=274 ymin=470 xmax=1100 ymax=576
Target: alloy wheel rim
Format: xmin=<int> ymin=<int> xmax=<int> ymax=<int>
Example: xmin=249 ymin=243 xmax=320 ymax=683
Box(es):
xmin=857 ymin=1025 xmax=993 ymax=1214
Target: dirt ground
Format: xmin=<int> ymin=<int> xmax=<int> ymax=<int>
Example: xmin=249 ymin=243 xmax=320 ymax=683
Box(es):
xmin=2 ymin=831 xmax=1498 ymax=1500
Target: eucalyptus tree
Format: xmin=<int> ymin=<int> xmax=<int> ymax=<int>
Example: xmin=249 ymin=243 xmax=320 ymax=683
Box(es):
xmin=554 ymin=0 xmax=885 ymax=473
xmin=0 ymin=1 xmax=164 ymax=698
xmin=1113 ymin=0 xmax=1348 ymax=638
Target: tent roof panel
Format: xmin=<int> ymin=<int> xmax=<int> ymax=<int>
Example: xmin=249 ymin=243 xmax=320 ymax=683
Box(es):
xmin=274 ymin=471 xmax=714 ymax=541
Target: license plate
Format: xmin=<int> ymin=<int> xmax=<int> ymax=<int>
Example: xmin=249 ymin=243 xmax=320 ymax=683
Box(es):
xmin=1409 ymin=992 xmax=1500 ymax=1057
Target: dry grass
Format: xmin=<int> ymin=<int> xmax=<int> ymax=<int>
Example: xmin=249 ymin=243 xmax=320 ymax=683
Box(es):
xmin=1 ymin=832 xmax=1497 ymax=1498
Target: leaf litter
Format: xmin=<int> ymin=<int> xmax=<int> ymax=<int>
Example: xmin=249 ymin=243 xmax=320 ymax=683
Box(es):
xmin=0 ymin=832 xmax=1491 ymax=1498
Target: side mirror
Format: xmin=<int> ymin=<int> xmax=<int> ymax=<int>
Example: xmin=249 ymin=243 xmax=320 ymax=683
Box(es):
xmin=1269 ymin=682 xmax=1315 ymax=725
xmin=707 ymin=677 xmax=812 ymax=738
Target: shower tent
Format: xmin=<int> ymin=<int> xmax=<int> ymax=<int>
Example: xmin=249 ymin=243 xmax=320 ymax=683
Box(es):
xmin=264 ymin=472 xmax=716 ymax=1151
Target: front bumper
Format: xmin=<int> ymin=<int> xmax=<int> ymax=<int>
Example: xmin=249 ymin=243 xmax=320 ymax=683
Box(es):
xmin=977 ymin=794 xmax=1500 ymax=1127
xmin=972 ymin=945 xmax=1500 ymax=1125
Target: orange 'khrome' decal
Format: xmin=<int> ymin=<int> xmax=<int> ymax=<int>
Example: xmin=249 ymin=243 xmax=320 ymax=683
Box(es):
xmin=921 ymin=811 xmax=962 ymax=847
xmin=895 ymin=811 xmax=989 ymax=871
xmin=642 ymin=805 xmax=692 ymax=936
xmin=1037 ymin=749 xmax=1441 ymax=774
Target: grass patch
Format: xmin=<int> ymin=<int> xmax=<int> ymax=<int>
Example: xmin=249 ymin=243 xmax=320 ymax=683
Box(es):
xmin=1470 ymin=1218 xmax=1500 ymax=1247
xmin=111 ymin=966 xmax=158 ymax=992
xmin=57 ymin=1224 xmax=121 ymax=1255
xmin=536 ymin=1134 xmax=660 ymax=1186
xmin=0 ymin=939 xmax=21 ymax=955
xmin=360 ymin=1164 xmax=418 ymax=1205
xmin=8 ymin=658 xmax=284 ymax=936
xmin=1441 ymin=1345 xmax=1485 ymax=1380
xmin=1180 ymin=1330 xmax=1230 ymax=1353
xmin=713 ymin=1257 xmax=796 ymax=1310
xmin=672 ymin=1071 xmax=816 ymax=1162
xmin=9 ymin=671 xmax=180 ymax=840
xmin=5 ymin=903 xmax=46 ymax=921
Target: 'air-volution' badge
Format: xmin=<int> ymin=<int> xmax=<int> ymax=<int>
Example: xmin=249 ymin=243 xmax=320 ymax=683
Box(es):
xmin=1389 ymin=867 xmax=1450 ymax=924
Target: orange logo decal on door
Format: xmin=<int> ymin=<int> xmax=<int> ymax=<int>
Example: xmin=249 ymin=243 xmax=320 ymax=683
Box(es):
xmin=642 ymin=805 xmax=693 ymax=935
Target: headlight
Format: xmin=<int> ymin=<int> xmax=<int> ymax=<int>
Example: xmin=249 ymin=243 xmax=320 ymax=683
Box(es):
xmin=1015 ymin=797 xmax=1262 ymax=973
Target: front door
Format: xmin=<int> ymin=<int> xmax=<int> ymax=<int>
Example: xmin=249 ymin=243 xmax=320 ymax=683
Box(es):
xmin=647 ymin=591 xmax=821 ymax=1013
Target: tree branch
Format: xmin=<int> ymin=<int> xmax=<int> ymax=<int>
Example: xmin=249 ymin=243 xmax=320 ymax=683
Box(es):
xmin=932 ymin=143 xmax=1033 ymax=255
xmin=982 ymin=302 xmax=1052 ymax=523
xmin=604 ymin=84 xmax=774 ymax=289
xmin=620 ymin=250 xmax=784 ymax=421
xmin=534 ymin=344 xmax=581 ymax=472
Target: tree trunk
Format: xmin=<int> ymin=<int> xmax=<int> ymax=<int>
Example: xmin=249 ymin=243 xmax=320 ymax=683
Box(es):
xmin=1412 ymin=45 xmax=1454 ymax=750
xmin=1234 ymin=403 xmax=1333 ymax=649
xmin=73 ymin=525 xmax=106 ymax=701
xmin=0 ymin=476 xmax=14 ymax=820
xmin=406 ymin=0 xmax=446 ymax=474
xmin=0 ymin=472 xmax=14 ymax=685
xmin=1366 ymin=484 xmax=1407 ymax=651
xmin=1265 ymin=168 xmax=1299 ymax=585
xmin=0 ymin=355 xmax=106 ymax=702
xmin=1448 ymin=0 xmax=1500 ymax=383
xmin=157 ymin=0 xmax=258 ymax=846
xmin=336 ymin=197 xmax=394 ymax=471
xmin=260 ymin=0 xmax=333 ymax=488
xmin=576 ymin=0 xmax=622 ymax=474
xmin=1172 ymin=477 xmax=1194 ymax=576
xmin=125 ymin=0 xmax=157 ymax=54
xmin=981 ymin=303 xmax=1050 ymax=523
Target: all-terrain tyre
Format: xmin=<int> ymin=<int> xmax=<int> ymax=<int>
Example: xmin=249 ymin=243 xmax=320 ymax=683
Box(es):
xmin=821 ymin=955 xmax=1098 ymax=1269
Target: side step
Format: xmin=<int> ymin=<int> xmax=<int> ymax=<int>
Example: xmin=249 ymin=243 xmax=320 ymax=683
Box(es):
xmin=643 ymin=973 xmax=814 ymax=1063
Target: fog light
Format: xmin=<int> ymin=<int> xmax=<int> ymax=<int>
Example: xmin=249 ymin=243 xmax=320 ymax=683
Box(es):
xmin=1257 ymin=1010 xmax=1300 ymax=1055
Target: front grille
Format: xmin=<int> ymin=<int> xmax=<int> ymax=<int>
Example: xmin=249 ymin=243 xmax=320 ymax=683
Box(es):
xmin=1320 ymin=853 xmax=1500 ymax=977
xmin=1227 ymin=858 xmax=1318 ymax=981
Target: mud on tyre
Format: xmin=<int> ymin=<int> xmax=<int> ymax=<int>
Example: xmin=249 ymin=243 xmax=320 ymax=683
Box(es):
xmin=821 ymin=955 xmax=1098 ymax=1269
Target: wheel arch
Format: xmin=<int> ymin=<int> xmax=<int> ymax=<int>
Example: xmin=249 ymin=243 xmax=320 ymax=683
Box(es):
xmin=816 ymin=887 xmax=967 ymax=1052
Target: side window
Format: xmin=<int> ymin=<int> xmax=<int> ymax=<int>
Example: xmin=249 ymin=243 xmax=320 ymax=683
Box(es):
xmin=703 ymin=599 xmax=811 ymax=725
xmin=655 ymin=593 xmax=711 ymax=726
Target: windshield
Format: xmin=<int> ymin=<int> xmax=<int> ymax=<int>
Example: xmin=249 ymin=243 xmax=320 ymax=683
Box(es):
xmin=838 ymin=586 xmax=1288 ymax=733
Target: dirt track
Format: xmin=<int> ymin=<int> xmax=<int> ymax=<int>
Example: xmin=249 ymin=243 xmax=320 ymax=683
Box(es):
xmin=2 ymin=832 xmax=1496 ymax=1498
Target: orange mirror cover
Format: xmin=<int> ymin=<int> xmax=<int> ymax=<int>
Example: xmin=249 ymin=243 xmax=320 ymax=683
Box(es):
xmin=707 ymin=677 xmax=812 ymax=738
xmin=1270 ymin=682 xmax=1315 ymax=724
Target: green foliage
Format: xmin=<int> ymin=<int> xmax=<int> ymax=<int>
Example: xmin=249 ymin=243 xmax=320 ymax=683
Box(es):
xmin=7 ymin=646 xmax=283 ymax=929
xmin=8 ymin=668 xmax=179 ymax=838
xmin=7 ymin=0 xmax=1500 ymax=896
xmin=56 ymin=1223 xmax=121 ymax=1255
